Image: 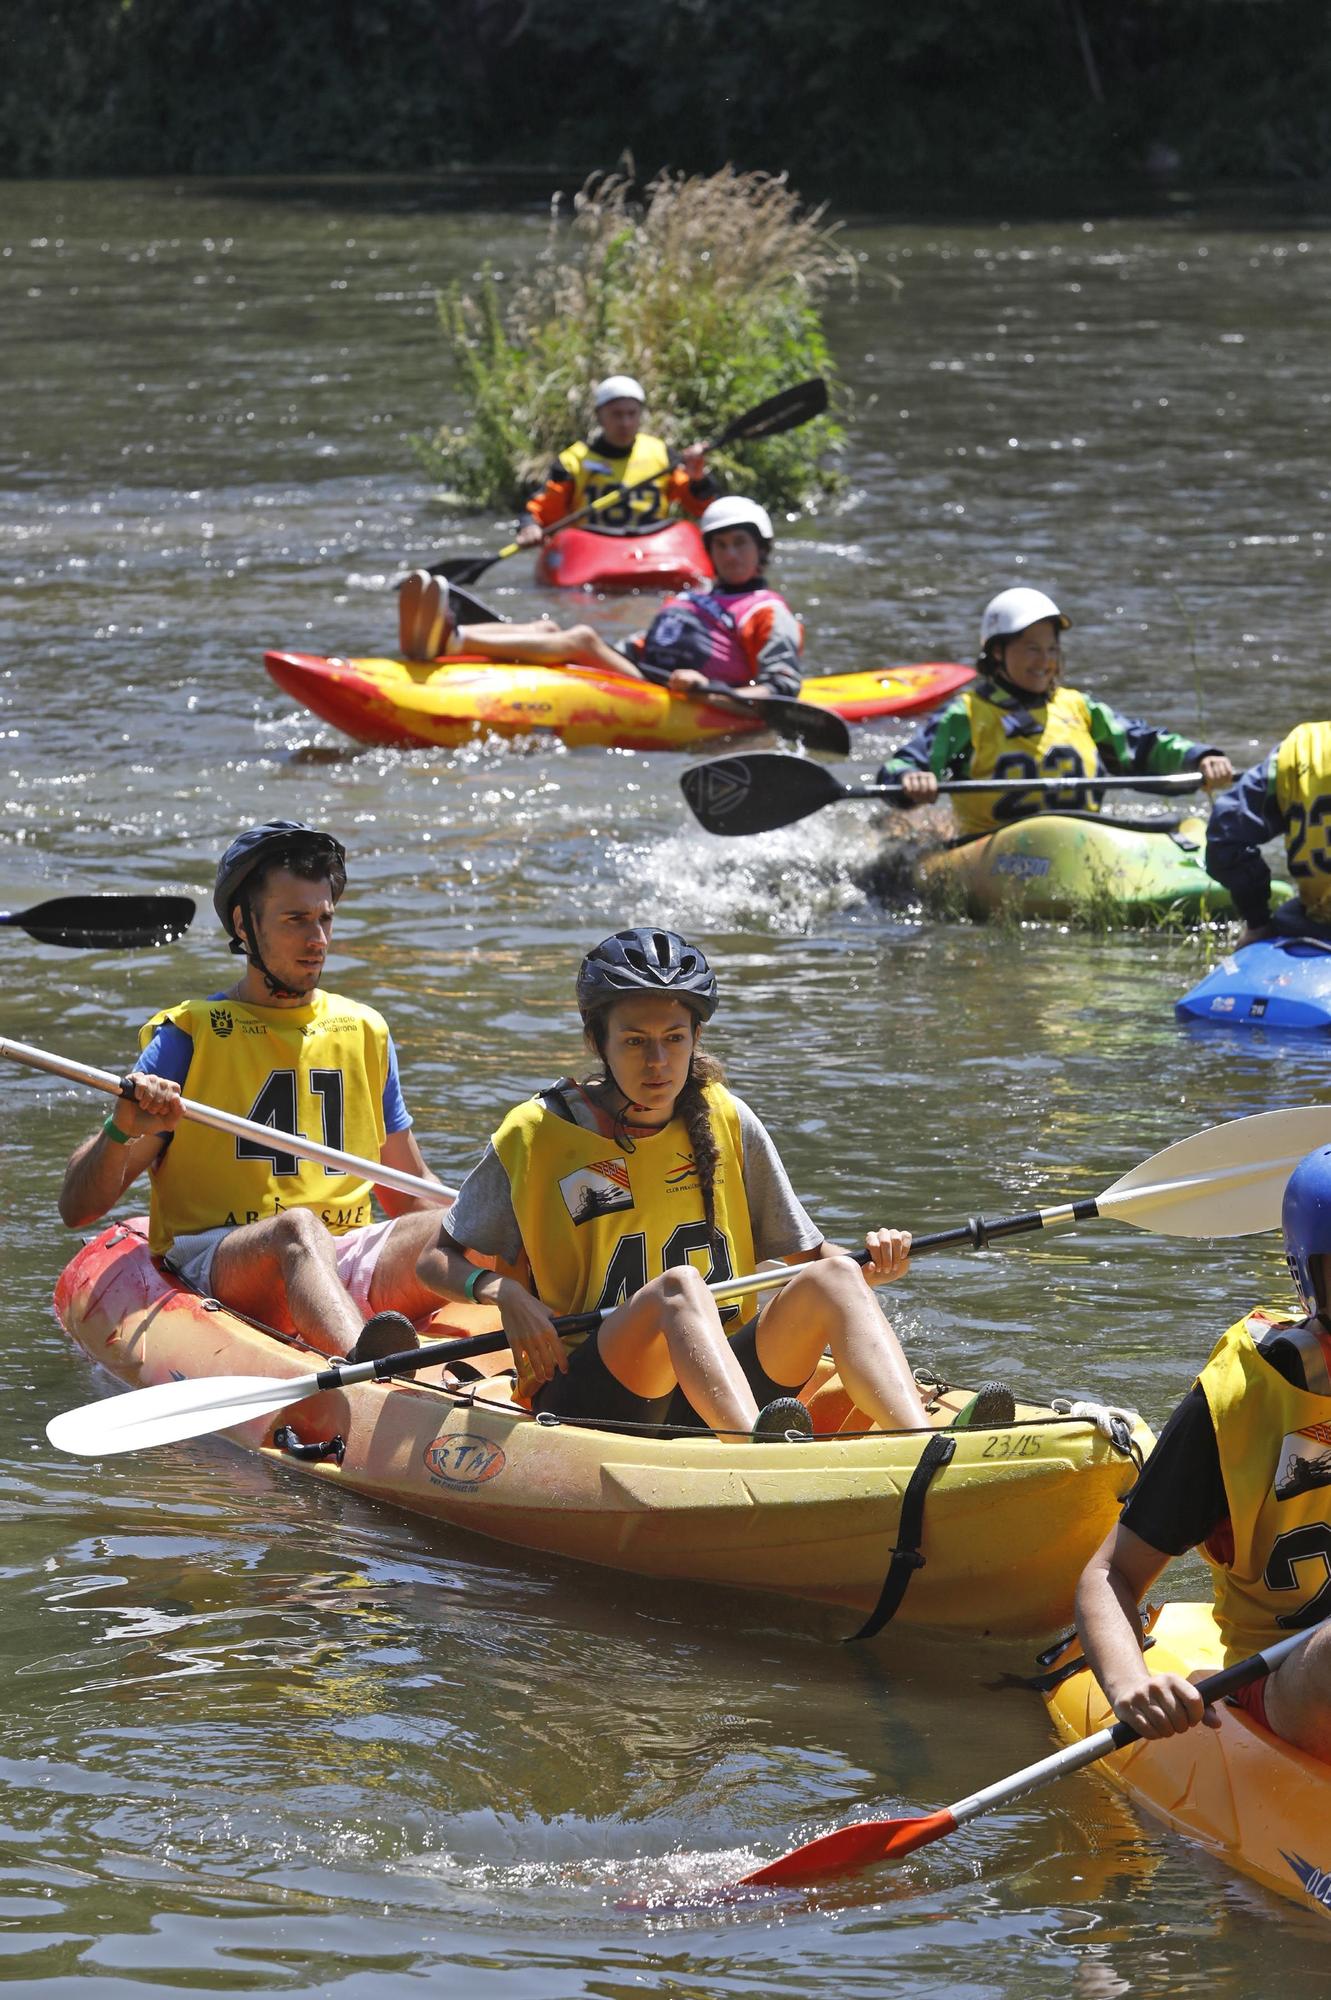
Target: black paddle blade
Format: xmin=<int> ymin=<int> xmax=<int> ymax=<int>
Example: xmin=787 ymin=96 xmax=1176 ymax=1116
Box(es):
xmin=756 ymin=696 xmax=851 ymax=756
xmin=681 ymin=755 xmax=849 ymax=836
xmin=446 ymin=582 xmax=507 ymax=626
xmin=716 ymin=377 xmax=828 ymax=447
xmin=0 ymin=895 xmax=197 ymax=949
xmin=432 ymin=552 xmax=500 ymax=586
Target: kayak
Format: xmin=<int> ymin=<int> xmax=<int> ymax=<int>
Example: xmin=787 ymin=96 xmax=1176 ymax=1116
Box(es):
xmin=918 ymin=809 xmax=1265 ymax=927
xmin=534 ymin=519 xmax=709 ymax=591
xmin=264 ymin=650 xmax=977 ymax=753
xmin=1176 ymin=934 xmax=1331 ymax=1032
xmin=1045 ymin=1601 xmax=1331 ymax=1922
xmin=54 ymin=1220 xmax=1152 ymax=1636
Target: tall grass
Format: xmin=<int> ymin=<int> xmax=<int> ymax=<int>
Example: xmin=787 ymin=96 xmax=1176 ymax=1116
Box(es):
xmin=412 ymin=164 xmax=854 ymax=512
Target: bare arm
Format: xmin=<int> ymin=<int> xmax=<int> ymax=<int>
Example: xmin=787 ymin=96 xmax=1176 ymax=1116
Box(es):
xmin=416 ymin=1224 xmax=567 ymax=1389
xmin=58 ymin=1071 xmax=182 ymax=1228
xmin=1075 ymin=1522 xmax=1221 ymax=1736
xmin=375 ymin=1125 xmax=445 ymax=1217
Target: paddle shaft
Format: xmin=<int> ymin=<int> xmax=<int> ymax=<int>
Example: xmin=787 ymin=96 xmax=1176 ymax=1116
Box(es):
xmin=842 ymin=772 xmax=1203 ymax=803
xmin=0 ymin=1036 xmax=459 ymax=1208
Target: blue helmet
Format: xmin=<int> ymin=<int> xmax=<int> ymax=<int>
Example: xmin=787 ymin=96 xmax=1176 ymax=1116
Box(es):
xmin=1282 ymin=1146 xmax=1331 ymax=1316
xmin=576 ymin=927 xmax=718 ymax=1022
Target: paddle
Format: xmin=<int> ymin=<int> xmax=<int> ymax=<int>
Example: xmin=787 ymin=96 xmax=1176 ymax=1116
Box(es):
xmin=681 ymin=752 xmax=1206 ymax=838
xmin=435 ymin=378 xmax=828 ymax=586
xmin=0 ymin=895 xmax=196 ymax=950
xmin=734 ymin=1621 xmax=1320 ymax=1888
xmin=40 ymin=1097 xmax=1331 ymax=1458
xmin=637 ymin=664 xmax=851 ymax=756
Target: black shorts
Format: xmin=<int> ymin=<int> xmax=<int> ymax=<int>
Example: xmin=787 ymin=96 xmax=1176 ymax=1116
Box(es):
xmin=530 ymin=1316 xmax=805 ymax=1434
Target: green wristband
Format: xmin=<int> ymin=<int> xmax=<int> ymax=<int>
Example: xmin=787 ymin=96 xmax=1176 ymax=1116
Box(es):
xmin=101 ymin=1114 xmax=133 ymax=1146
xmin=463 ymin=1265 xmax=495 ymax=1302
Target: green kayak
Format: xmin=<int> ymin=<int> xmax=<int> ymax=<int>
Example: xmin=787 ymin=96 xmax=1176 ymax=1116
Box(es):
xmin=918 ymin=809 xmax=1291 ymax=927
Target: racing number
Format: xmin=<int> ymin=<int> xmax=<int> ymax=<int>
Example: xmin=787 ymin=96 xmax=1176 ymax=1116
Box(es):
xmin=235 ymin=1066 xmax=347 ymax=1177
xmin=1263 ymin=1521 xmax=1331 ymax=1629
xmin=593 ymin=1222 xmax=740 ymax=1322
xmin=1284 ymin=796 xmax=1331 ymax=883
xmin=989 ymin=746 xmax=1092 ymax=823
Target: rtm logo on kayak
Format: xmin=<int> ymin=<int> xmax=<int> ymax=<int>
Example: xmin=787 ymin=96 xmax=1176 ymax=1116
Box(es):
xmin=424 ymin=1433 xmax=507 ymax=1492
xmin=1283 ymin=1850 xmax=1331 ymax=1911
xmin=994 ymin=855 xmax=1052 ymax=879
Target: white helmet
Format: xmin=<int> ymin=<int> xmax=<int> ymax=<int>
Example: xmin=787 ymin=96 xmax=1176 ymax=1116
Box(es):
xmin=980 ymin=587 xmax=1070 ymax=647
xmin=593 ymin=374 xmax=645 ymax=408
xmin=700 ymin=496 xmax=774 ymax=545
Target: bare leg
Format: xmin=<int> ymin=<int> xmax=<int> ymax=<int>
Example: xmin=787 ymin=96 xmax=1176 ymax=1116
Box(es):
xmin=754 ymin=1257 xmax=929 ymax=1429
xmin=1260 ymin=1624 xmax=1331 ymax=1757
xmin=209 ymin=1209 xmax=363 ymax=1356
xmin=449 ymin=621 xmax=644 ymax=682
xmin=367 ymin=1209 xmax=464 ymax=1318
xmin=597 ymin=1264 xmax=757 ymax=1432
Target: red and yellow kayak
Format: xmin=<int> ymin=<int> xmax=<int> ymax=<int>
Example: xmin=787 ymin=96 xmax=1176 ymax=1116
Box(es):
xmin=534 ymin=519 xmax=710 ymax=591
xmin=264 ymin=650 xmax=976 ymax=753
xmin=1045 ymin=1602 xmax=1331 ymax=1920
xmin=54 ymin=1220 xmax=1150 ymax=1636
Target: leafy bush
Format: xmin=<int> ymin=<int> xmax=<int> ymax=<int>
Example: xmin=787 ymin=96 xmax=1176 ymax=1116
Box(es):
xmin=411 ymin=165 xmax=853 ymax=514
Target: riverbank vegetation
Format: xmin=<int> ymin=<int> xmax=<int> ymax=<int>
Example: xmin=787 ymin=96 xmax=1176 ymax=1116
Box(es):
xmin=411 ymin=167 xmax=850 ymax=511
xmin=4 ymin=1 xmax=1330 ymax=195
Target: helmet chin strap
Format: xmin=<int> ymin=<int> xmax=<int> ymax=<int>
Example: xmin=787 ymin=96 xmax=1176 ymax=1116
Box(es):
xmin=233 ymin=892 xmax=313 ymax=1002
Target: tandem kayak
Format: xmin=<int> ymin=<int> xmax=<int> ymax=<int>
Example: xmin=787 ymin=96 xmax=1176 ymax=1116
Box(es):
xmin=534 ymin=519 xmax=710 ymax=591
xmin=54 ymin=1220 xmax=1152 ymax=1637
xmin=1176 ymin=935 xmax=1331 ymax=1033
xmin=1045 ymin=1602 xmax=1331 ymax=1922
xmin=264 ymin=650 xmax=977 ymax=753
xmin=918 ymin=809 xmax=1265 ymax=927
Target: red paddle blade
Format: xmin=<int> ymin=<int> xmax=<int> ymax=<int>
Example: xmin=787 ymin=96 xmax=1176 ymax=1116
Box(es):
xmin=737 ymin=1807 xmax=958 ymax=1887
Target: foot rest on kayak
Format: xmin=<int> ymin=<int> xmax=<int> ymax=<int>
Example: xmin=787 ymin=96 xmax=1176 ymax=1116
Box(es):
xmin=272 ymin=1425 xmax=346 ymax=1466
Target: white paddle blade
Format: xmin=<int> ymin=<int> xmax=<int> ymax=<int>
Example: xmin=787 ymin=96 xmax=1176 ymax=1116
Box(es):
xmin=1098 ymin=1104 xmax=1331 ymax=1238
xmin=45 ymin=1370 xmax=324 ymax=1457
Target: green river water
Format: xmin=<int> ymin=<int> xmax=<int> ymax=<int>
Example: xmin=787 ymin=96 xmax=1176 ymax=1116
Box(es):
xmin=2 ymin=175 xmax=1331 ymax=1996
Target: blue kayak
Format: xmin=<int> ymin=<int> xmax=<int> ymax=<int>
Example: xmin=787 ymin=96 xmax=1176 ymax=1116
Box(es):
xmin=1176 ymin=935 xmax=1331 ymax=1033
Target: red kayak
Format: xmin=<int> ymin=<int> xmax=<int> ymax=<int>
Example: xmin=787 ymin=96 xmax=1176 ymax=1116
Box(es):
xmin=535 ymin=519 xmax=711 ymax=592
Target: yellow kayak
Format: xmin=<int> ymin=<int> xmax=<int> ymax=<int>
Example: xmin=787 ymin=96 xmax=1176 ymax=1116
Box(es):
xmin=264 ymin=649 xmax=975 ymax=752
xmin=1045 ymin=1601 xmax=1331 ymax=1919
xmin=55 ymin=1220 xmax=1151 ymax=1637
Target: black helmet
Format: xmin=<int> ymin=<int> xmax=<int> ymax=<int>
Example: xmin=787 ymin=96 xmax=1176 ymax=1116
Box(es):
xmin=213 ymin=821 xmax=347 ymax=941
xmin=577 ymin=928 xmax=718 ymax=1021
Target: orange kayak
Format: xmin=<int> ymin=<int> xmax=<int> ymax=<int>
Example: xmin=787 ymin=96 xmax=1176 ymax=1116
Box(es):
xmin=263 ymin=650 xmax=976 ymax=752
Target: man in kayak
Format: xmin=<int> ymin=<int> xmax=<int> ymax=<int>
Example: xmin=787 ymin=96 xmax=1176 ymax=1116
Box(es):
xmin=57 ymin=822 xmax=456 ymax=1361
xmin=1205 ymin=722 xmax=1331 ymax=947
xmin=512 ymin=374 xmax=716 ymax=548
xmin=1074 ymin=1144 xmax=1331 ymax=1758
xmin=414 ymin=925 xmax=1010 ymax=1436
xmin=398 ymin=498 xmax=803 ymax=701
xmin=880 ymin=588 xmax=1233 ymax=832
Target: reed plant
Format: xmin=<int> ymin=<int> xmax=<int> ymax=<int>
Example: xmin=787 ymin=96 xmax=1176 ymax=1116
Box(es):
xmin=412 ymin=164 xmax=853 ymax=512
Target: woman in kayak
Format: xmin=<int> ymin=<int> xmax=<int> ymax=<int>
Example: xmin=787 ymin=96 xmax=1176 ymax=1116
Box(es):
xmin=881 ymin=588 xmax=1233 ymax=832
xmin=398 ymin=499 xmax=803 ymax=702
xmin=1205 ymin=721 xmax=1331 ymax=947
xmin=1074 ymin=1144 xmax=1331 ymax=1757
xmin=512 ymin=373 xmax=716 ymax=547
xmin=417 ymin=927 xmax=961 ymax=1439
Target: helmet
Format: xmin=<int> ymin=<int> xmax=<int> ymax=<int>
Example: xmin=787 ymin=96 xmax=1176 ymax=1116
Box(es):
xmin=576 ymin=928 xmax=718 ymax=1022
xmin=700 ymin=496 xmax=774 ymax=546
xmin=1282 ymin=1146 xmax=1331 ymax=1317
xmin=980 ymin=588 xmax=1070 ymax=648
xmin=213 ymin=821 xmax=347 ymax=940
xmin=593 ymin=374 xmax=646 ymax=408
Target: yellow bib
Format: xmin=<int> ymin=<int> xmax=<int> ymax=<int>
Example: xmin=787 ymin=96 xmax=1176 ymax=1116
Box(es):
xmin=491 ymin=1081 xmax=758 ymax=1338
xmin=1199 ymin=1311 xmax=1331 ymax=1662
xmin=1274 ymin=721 xmax=1331 ymax=915
xmin=953 ymin=685 xmax=1100 ymax=837
xmin=140 ymin=991 xmax=391 ymax=1256
xmin=558 ymin=432 xmax=674 ymax=528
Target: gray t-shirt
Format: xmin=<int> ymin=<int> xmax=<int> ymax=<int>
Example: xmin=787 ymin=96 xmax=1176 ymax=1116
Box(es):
xmin=445 ymin=1082 xmax=822 ymax=1268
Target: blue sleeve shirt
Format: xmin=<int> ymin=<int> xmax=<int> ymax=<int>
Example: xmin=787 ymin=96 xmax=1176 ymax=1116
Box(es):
xmin=1204 ymin=753 xmax=1283 ymax=925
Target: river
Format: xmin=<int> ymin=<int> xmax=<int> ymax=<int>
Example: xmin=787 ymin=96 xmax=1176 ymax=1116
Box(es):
xmin=2 ymin=174 xmax=1330 ymax=1995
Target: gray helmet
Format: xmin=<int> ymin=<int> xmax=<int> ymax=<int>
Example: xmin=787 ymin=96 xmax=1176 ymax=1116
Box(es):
xmin=213 ymin=821 xmax=347 ymax=942
xmin=576 ymin=928 xmax=718 ymax=1021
